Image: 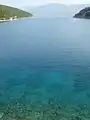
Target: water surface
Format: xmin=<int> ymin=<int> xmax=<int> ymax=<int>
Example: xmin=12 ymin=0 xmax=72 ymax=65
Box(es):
xmin=0 ymin=18 xmax=90 ymax=119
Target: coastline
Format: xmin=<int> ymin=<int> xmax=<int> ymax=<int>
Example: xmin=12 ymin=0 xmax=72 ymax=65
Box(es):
xmin=17 ymin=16 xmax=37 ymax=20
xmin=0 ymin=19 xmax=10 ymax=22
xmin=0 ymin=16 xmax=36 ymax=23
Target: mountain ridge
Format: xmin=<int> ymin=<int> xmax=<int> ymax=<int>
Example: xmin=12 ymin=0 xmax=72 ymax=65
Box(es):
xmin=23 ymin=4 xmax=90 ymax=18
xmin=74 ymin=7 xmax=90 ymax=19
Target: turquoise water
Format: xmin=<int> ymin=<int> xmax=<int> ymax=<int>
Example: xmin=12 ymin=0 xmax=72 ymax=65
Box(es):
xmin=0 ymin=18 xmax=90 ymax=119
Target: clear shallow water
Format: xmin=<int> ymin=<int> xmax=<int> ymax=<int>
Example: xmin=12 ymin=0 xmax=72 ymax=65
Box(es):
xmin=0 ymin=18 xmax=90 ymax=119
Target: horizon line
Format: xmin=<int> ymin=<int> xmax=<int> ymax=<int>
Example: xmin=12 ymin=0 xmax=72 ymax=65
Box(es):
xmin=0 ymin=3 xmax=90 ymax=8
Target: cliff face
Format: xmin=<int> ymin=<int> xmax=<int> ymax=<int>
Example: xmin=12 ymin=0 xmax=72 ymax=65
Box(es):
xmin=74 ymin=7 xmax=90 ymax=19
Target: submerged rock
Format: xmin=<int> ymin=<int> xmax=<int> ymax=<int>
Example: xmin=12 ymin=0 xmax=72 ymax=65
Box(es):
xmin=0 ymin=113 xmax=3 ymax=118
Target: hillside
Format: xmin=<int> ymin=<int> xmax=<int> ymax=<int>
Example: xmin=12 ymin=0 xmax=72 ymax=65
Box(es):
xmin=0 ymin=5 xmax=33 ymax=20
xmin=74 ymin=7 xmax=90 ymax=19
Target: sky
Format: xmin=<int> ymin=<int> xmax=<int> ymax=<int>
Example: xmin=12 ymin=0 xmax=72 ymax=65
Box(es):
xmin=0 ymin=0 xmax=90 ymax=7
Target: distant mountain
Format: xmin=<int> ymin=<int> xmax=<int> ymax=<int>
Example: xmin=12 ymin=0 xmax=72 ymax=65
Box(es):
xmin=23 ymin=4 xmax=90 ymax=18
xmin=74 ymin=7 xmax=90 ymax=19
xmin=0 ymin=5 xmax=33 ymax=20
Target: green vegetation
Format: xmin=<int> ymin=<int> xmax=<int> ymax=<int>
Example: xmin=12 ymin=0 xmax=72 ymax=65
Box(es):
xmin=0 ymin=5 xmax=33 ymax=20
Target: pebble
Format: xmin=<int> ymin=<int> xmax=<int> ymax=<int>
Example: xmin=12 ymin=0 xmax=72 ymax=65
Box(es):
xmin=0 ymin=113 xmax=4 ymax=118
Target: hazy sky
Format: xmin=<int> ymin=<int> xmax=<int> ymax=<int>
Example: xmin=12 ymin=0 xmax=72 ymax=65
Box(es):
xmin=0 ymin=0 xmax=90 ymax=7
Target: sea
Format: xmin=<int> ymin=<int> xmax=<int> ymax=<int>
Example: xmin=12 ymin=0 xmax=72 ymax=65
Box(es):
xmin=0 ymin=18 xmax=90 ymax=119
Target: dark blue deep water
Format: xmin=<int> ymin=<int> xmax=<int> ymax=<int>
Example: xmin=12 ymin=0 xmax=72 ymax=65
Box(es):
xmin=0 ymin=18 xmax=90 ymax=119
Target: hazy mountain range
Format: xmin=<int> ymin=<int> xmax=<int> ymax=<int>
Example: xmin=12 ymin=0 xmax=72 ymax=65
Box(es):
xmin=23 ymin=3 xmax=90 ymax=18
